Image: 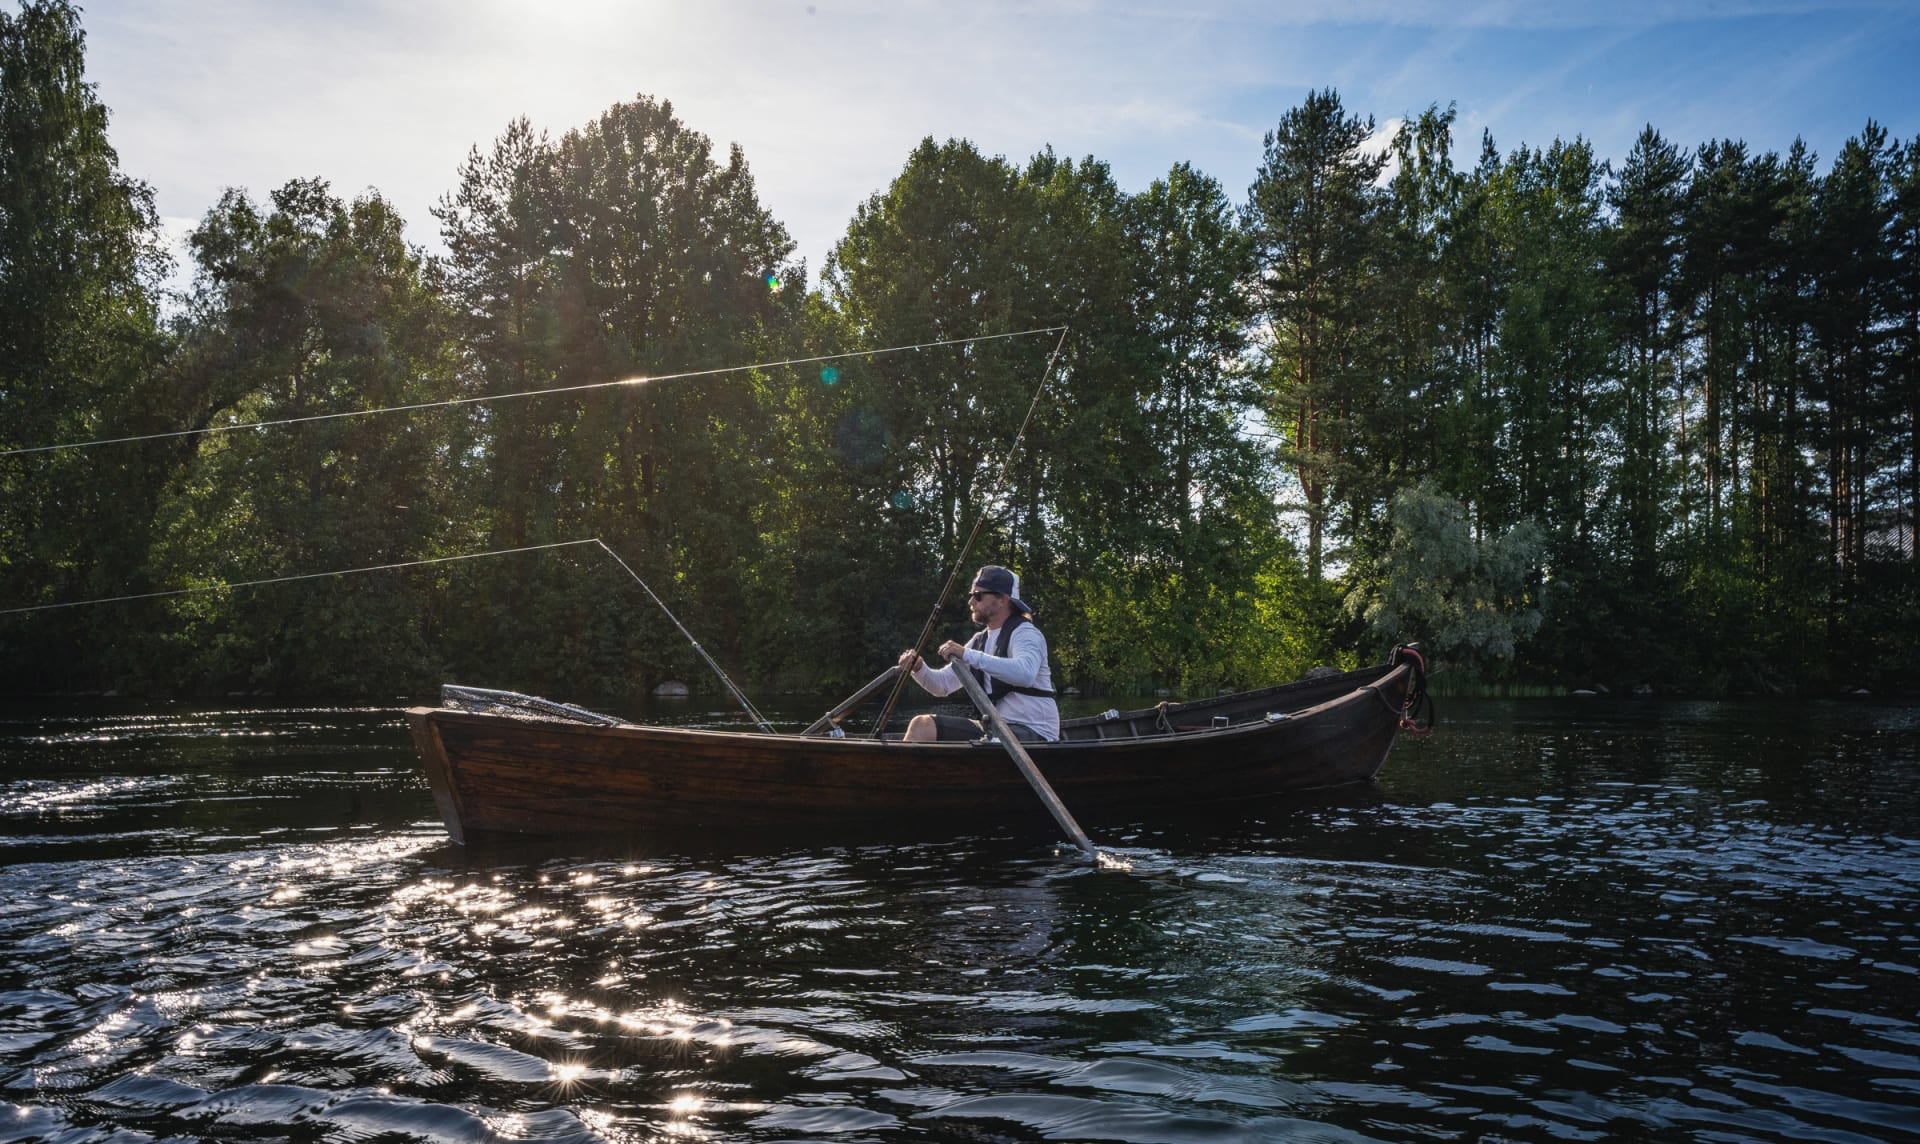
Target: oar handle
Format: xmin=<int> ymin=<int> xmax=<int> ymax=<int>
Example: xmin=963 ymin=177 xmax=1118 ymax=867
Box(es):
xmin=802 ymin=665 xmax=902 ymax=736
xmin=950 ymin=659 xmax=1098 ymax=863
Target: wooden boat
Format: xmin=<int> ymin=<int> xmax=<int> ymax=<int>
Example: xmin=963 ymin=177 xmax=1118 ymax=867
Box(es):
xmin=406 ymin=653 xmax=1425 ymax=844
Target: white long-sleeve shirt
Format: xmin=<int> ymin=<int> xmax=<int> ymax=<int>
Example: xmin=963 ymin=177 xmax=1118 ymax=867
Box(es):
xmin=911 ymin=621 xmax=1060 ymax=741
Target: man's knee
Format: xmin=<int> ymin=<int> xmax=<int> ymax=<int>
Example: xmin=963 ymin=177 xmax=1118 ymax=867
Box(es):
xmin=904 ymin=714 xmax=937 ymax=742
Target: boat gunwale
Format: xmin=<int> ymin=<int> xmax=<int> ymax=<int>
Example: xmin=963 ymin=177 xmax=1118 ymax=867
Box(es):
xmin=408 ymin=663 xmax=1408 ymax=753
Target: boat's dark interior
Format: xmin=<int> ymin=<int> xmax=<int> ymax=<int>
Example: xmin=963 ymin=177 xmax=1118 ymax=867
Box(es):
xmin=1054 ymin=662 xmax=1395 ymax=742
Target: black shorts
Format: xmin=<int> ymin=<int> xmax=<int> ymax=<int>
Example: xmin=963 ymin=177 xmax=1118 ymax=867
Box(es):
xmin=927 ymin=714 xmax=1044 ymax=743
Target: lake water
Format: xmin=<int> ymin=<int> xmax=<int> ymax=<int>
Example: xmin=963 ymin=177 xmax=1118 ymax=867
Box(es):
xmin=2 ymin=695 xmax=1917 ymax=1142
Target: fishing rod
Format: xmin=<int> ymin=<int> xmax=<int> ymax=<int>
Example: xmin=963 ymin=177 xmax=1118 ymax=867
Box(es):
xmin=3 ymin=327 xmax=1073 ymax=730
xmin=0 ymin=537 xmax=774 ymax=733
xmin=591 ymin=539 xmax=773 ymax=733
xmin=871 ymin=325 xmax=1071 ymax=738
xmin=0 ymin=327 xmax=1070 ymax=460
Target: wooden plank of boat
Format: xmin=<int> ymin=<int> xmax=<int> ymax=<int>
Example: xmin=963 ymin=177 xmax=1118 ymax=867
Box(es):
xmin=406 ymin=661 xmax=1414 ymax=844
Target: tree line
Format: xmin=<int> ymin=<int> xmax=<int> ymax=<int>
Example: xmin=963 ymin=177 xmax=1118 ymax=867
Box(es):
xmin=2 ymin=2 xmax=1914 ymax=703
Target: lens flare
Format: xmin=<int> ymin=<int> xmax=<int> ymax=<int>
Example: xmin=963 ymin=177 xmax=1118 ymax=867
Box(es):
xmin=891 ymin=491 xmax=912 ymax=510
xmin=766 ymin=274 xmax=782 ymax=293
xmin=819 ymin=366 xmax=840 ymax=385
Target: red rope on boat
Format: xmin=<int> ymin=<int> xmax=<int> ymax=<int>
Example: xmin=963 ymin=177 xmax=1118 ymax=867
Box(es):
xmin=1391 ymin=644 xmax=1435 ymax=735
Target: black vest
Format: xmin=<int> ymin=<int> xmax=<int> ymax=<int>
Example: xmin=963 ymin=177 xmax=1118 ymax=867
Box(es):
xmin=965 ymin=613 xmax=1057 ymax=702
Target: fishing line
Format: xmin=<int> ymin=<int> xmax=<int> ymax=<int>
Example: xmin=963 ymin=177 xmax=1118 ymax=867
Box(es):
xmin=871 ymin=325 xmax=1072 ymax=738
xmin=0 ymin=539 xmax=603 ymax=616
xmin=0 ymin=326 xmax=1069 ymax=459
xmin=591 ymin=539 xmax=773 ymax=733
xmin=1 ymin=537 xmax=773 ymax=732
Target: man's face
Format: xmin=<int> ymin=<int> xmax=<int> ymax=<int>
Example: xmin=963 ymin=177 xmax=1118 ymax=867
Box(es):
xmin=968 ymin=590 xmax=1009 ymax=627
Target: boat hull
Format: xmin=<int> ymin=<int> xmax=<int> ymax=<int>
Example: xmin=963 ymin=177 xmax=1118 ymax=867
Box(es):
xmin=408 ymin=663 xmax=1413 ymax=843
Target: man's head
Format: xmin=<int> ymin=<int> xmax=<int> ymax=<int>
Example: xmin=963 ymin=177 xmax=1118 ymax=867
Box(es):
xmin=967 ymin=565 xmax=1032 ymax=627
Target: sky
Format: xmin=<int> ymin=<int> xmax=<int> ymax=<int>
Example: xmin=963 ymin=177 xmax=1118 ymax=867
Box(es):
xmin=68 ymin=0 xmax=1920 ymax=291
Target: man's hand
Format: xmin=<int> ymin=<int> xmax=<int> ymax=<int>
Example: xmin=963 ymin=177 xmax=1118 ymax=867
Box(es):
xmin=897 ymin=649 xmax=923 ymax=672
xmin=937 ymin=639 xmax=967 ymax=663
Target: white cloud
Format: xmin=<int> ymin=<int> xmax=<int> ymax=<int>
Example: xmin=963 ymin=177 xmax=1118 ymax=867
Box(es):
xmin=1364 ymin=117 xmax=1406 ymax=185
xmin=76 ymin=0 xmax=1918 ymax=277
xmin=157 ymin=214 xmax=197 ymax=278
xmin=88 ymin=1 xmax=1292 ymax=268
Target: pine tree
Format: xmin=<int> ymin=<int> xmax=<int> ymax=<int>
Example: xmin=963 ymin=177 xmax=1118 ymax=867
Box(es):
xmin=1245 ymin=89 xmax=1387 ymax=581
xmin=1607 ymin=127 xmax=1691 ymax=591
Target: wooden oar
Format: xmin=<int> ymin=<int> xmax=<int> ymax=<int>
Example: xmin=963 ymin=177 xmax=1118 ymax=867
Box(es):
xmin=949 ymin=659 xmax=1100 ymax=864
xmin=801 ymin=665 xmax=902 ymax=736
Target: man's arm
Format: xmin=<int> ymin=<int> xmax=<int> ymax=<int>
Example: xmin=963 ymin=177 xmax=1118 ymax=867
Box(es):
xmin=961 ymin=624 xmax=1048 ymax=688
xmin=899 ymin=649 xmax=962 ymax=697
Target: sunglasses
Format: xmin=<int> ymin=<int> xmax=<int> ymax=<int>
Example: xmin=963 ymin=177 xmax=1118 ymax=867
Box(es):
xmin=967 ymin=590 xmax=1001 ymax=602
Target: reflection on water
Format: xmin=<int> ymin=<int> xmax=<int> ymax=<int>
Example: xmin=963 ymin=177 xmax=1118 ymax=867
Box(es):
xmin=0 ymin=697 xmax=1917 ymax=1141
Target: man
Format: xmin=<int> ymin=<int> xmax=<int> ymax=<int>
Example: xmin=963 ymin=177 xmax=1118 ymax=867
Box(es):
xmin=896 ymin=565 xmax=1060 ymax=743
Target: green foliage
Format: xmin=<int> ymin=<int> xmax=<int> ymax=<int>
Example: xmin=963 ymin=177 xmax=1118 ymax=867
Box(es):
xmin=1245 ymin=88 xmax=1388 ymax=580
xmin=432 ymin=96 xmax=803 ymax=696
xmin=826 ymin=138 xmax=1062 ymax=564
xmin=0 ymin=0 xmax=169 ymax=691
xmin=827 ymin=143 xmax=1288 ymax=692
xmin=1349 ymin=481 xmax=1547 ymax=673
xmin=3 ymin=11 xmax=1916 ymax=702
xmin=144 ymin=179 xmax=455 ymax=694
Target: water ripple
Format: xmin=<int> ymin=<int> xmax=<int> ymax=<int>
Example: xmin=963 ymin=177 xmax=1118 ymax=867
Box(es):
xmin=0 ymin=697 xmax=1914 ymax=1140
